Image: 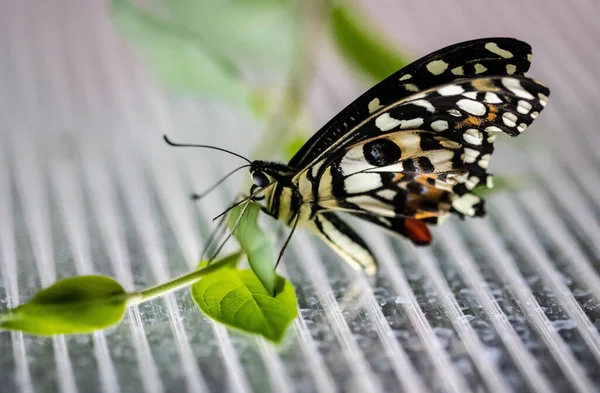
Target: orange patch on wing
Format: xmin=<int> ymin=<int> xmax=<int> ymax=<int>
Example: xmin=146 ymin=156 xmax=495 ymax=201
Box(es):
xmin=405 ymin=218 xmax=432 ymax=245
xmin=486 ymin=104 xmax=498 ymax=121
xmin=455 ymin=115 xmax=483 ymax=129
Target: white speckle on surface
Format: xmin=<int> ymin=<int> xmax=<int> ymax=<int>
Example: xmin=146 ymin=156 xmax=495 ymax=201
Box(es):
xmin=426 ymin=60 xmax=449 ymax=75
xmin=448 ymin=109 xmax=462 ymax=117
xmin=399 ymin=74 xmax=412 ymax=81
xmin=457 ymin=99 xmax=486 ymax=116
xmin=485 ymin=42 xmax=513 ymax=58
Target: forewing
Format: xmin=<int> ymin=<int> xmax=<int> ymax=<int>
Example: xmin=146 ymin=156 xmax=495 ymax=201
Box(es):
xmin=289 ymin=37 xmax=533 ymax=168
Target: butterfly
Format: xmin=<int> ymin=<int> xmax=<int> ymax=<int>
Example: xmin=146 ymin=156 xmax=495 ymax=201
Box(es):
xmin=166 ymin=37 xmax=550 ymax=275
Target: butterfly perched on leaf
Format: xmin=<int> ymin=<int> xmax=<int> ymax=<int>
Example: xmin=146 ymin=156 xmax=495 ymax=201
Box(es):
xmin=167 ymin=37 xmax=550 ymax=276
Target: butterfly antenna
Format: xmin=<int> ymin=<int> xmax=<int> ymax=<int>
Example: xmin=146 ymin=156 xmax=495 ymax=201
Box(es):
xmin=207 ymin=201 xmax=251 ymax=263
xmin=200 ymin=211 xmax=229 ymax=260
xmin=212 ymin=185 xmax=267 ymax=222
xmin=163 ymin=135 xmax=252 ymax=164
xmin=190 ymin=164 xmax=251 ymax=201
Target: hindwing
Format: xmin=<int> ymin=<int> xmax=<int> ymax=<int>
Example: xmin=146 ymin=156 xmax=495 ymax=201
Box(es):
xmin=307 ymin=75 xmax=549 ymax=244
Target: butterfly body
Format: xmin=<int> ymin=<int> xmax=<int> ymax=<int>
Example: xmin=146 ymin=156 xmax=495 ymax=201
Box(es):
xmin=240 ymin=38 xmax=549 ymax=274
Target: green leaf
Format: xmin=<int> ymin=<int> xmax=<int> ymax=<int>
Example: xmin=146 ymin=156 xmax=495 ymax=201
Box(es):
xmin=227 ymin=203 xmax=277 ymax=295
xmin=330 ymin=4 xmax=410 ymax=81
xmin=283 ymin=132 xmax=309 ymax=161
xmin=163 ymin=0 xmax=296 ymax=74
xmin=111 ymin=0 xmax=251 ymax=101
xmin=0 ymin=275 xmax=130 ymax=335
xmin=472 ymin=174 xmax=535 ymax=198
xmin=191 ymin=268 xmax=298 ymax=343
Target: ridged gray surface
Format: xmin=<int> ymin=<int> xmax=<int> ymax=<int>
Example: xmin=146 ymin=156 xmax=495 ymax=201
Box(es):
xmin=1 ymin=1 xmax=599 ymax=392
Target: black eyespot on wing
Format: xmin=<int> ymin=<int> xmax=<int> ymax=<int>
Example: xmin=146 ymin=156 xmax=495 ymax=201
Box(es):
xmin=363 ymin=139 xmax=402 ymax=167
xmin=251 ymin=171 xmax=270 ymax=187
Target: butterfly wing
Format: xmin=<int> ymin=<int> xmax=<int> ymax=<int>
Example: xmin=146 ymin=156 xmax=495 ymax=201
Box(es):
xmin=308 ymin=75 xmax=549 ymax=245
xmin=289 ymin=37 xmax=533 ymax=169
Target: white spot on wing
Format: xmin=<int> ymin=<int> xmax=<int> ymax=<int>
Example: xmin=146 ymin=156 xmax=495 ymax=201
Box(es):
xmin=451 ymin=66 xmax=464 ymax=75
xmin=399 ymin=74 xmax=412 ymax=81
xmin=463 ymin=148 xmax=480 ymax=163
xmin=435 ymin=137 xmax=460 ymax=149
xmin=485 ymin=126 xmax=503 ymax=133
xmin=462 ymin=91 xmax=478 ymax=100
xmin=457 ymin=99 xmax=486 ymax=116
xmin=465 ymin=176 xmax=480 ymax=190
xmin=506 ymin=64 xmax=517 ymax=74
xmin=517 ymin=123 xmax=528 ymax=133
xmin=486 ymin=175 xmax=494 ymax=188
xmin=530 ymin=111 xmax=539 ymax=119
xmin=344 ymin=173 xmax=383 ymax=194
xmin=368 ymin=98 xmax=383 ymax=114
xmin=377 ymin=189 xmax=397 ymax=201
xmin=438 ymin=85 xmax=464 ymax=96
xmin=403 ymin=83 xmax=419 ymax=92
xmin=452 ymin=194 xmax=480 ymax=216
xmin=484 ymin=92 xmax=502 ymax=104
xmin=517 ymin=100 xmax=532 ymax=114
xmin=485 ymin=42 xmax=514 ymax=58
xmin=400 ymin=118 xmax=424 ymax=129
xmin=375 ymin=113 xmax=401 ymax=131
xmin=463 ymin=129 xmax=483 ymax=145
xmin=447 ymin=109 xmax=462 ymax=117
xmin=538 ymin=93 xmax=548 ymax=107
xmin=474 ymin=63 xmax=487 ymax=74
xmin=502 ymin=78 xmax=534 ymax=99
xmin=410 ymin=99 xmax=435 ymax=113
xmin=478 ymin=154 xmax=491 ymax=168
xmin=426 ymin=60 xmax=449 ymax=75
xmin=431 ymin=120 xmax=449 ymax=132
xmin=502 ymin=112 xmax=517 ymax=127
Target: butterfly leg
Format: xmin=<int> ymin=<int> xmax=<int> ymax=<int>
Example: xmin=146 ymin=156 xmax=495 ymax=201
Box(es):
xmin=310 ymin=212 xmax=377 ymax=276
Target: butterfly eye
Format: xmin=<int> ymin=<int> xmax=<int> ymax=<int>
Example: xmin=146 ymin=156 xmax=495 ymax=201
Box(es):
xmin=251 ymin=171 xmax=270 ymax=187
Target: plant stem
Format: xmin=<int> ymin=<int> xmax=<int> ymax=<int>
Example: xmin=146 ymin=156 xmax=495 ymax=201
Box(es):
xmin=128 ymin=251 xmax=243 ymax=306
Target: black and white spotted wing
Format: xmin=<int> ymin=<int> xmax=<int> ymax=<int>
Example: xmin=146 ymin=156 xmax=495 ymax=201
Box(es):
xmin=305 ymin=75 xmax=549 ymax=248
xmin=289 ymin=37 xmax=533 ymax=169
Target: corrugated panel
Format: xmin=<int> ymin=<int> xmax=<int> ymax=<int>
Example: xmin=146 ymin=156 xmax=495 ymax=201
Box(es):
xmin=0 ymin=1 xmax=599 ymax=392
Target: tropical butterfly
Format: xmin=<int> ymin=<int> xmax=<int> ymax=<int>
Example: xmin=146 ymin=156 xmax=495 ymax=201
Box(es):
xmin=165 ymin=37 xmax=550 ymax=275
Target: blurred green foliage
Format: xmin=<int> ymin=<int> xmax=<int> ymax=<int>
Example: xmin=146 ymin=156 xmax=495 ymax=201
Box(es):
xmin=330 ymin=4 xmax=410 ymax=82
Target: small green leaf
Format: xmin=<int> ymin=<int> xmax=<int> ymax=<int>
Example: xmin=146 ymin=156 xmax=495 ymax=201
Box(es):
xmin=330 ymin=4 xmax=410 ymax=81
xmin=191 ymin=268 xmax=298 ymax=343
xmin=111 ymin=0 xmax=251 ymax=101
xmin=227 ymin=203 xmax=277 ymax=295
xmin=0 ymin=275 xmax=130 ymax=335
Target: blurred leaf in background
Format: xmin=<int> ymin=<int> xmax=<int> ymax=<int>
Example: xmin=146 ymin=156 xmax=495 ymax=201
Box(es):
xmin=111 ymin=0 xmax=297 ymax=105
xmin=329 ymin=3 xmax=410 ymax=82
